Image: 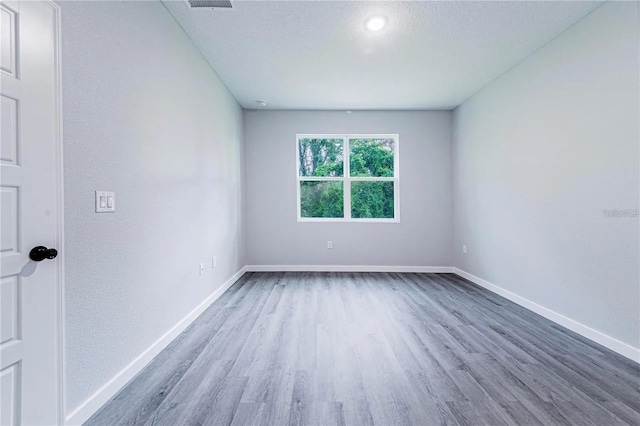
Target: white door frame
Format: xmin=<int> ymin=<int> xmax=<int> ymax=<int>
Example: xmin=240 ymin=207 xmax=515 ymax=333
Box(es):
xmin=41 ymin=0 xmax=65 ymax=423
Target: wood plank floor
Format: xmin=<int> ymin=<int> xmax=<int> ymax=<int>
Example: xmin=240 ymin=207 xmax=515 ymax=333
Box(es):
xmin=86 ymin=272 xmax=640 ymax=425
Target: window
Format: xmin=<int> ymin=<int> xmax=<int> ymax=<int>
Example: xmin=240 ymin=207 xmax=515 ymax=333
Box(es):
xmin=296 ymin=134 xmax=399 ymax=222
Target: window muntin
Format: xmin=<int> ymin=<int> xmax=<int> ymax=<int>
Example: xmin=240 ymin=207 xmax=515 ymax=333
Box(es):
xmin=296 ymin=134 xmax=399 ymax=222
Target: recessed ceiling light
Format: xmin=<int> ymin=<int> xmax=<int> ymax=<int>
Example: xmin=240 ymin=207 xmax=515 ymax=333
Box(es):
xmin=346 ymin=110 xmax=352 ymax=114
xmin=365 ymin=15 xmax=387 ymax=32
xmin=256 ymin=100 xmax=268 ymax=107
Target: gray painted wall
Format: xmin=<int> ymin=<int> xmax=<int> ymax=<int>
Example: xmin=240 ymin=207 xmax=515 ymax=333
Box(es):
xmin=244 ymin=110 xmax=452 ymax=267
xmin=60 ymin=1 xmax=244 ymax=413
xmin=452 ymin=2 xmax=639 ymax=348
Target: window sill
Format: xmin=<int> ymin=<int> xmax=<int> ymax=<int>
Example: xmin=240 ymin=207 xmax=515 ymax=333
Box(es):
xmin=297 ymin=218 xmax=400 ymax=224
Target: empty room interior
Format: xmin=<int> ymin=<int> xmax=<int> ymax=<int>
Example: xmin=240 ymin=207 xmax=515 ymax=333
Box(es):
xmin=1 ymin=0 xmax=639 ymax=425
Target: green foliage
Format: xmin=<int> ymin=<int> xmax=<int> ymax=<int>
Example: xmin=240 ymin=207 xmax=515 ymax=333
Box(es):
xmin=349 ymin=139 xmax=394 ymax=177
xmin=299 ymin=138 xmax=395 ymax=219
xmin=351 ymin=181 xmax=394 ymax=219
xmin=298 ymin=139 xmax=343 ymax=177
xmin=300 ymin=181 xmax=343 ymax=218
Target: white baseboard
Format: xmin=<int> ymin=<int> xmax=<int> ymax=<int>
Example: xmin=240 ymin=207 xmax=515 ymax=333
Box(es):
xmin=245 ymin=265 xmax=454 ymax=273
xmin=64 ymin=267 xmax=247 ymax=426
xmin=452 ymin=267 xmax=640 ymax=363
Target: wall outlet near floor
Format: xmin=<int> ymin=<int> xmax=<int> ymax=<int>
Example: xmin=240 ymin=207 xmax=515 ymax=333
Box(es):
xmin=327 ymin=241 xmax=333 ymax=249
xmin=199 ymin=263 xmax=205 ymax=275
xmin=212 ymin=256 xmax=217 ymax=268
xmin=462 ymin=244 xmax=468 ymax=254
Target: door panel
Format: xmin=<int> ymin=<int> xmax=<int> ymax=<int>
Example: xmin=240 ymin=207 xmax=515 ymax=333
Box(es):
xmin=0 ymin=95 xmax=18 ymax=166
xmin=0 ymin=1 xmax=61 ymax=424
xmin=1 ymin=276 xmax=20 ymax=345
xmin=0 ymin=363 xmax=20 ymax=425
xmin=0 ymin=4 xmax=17 ymax=77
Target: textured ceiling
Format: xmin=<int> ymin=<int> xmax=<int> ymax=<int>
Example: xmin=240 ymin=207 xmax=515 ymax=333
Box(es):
xmin=163 ymin=0 xmax=603 ymax=110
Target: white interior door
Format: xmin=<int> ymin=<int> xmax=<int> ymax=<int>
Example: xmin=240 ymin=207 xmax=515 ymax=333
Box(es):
xmin=1 ymin=1 xmax=62 ymax=424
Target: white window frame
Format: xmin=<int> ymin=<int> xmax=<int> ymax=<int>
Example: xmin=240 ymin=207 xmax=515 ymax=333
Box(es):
xmin=296 ymin=134 xmax=400 ymax=223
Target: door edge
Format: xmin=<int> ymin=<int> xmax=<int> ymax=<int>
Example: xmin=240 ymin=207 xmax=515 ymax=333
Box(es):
xmin=39 ymin=0 xmax=65 ymax=424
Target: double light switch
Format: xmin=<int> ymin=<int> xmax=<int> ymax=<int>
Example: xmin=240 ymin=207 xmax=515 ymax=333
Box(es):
xmin=95 ymin=191 xmax=115 ymax=213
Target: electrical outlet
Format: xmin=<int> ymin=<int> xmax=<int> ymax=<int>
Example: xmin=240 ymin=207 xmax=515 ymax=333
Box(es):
xmin=327 ymin=241 xmax=333 ymax=249
xmin=212 ymin=256 xmax=217 ymax=268
xmin=199 ymin=263 xmax=205 ymax=275
xmin=462 ymin=245 xmax=467 ymax=254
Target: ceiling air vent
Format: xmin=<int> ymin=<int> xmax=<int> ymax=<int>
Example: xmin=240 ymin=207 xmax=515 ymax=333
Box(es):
xmin=187 ymin=0 xmax=232 ymax=8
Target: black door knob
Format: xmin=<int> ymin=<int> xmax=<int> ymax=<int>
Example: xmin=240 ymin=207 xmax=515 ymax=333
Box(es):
xmin=29 ymin=246 xmax=58 ymax=262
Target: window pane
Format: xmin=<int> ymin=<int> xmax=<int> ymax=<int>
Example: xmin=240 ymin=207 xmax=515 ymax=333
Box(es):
xmin=300 ymin=181 xmax=344 ymax=218
xmin=351 ymin=181 xmax=394 ymax=219
xmin=349 ymin=138 xmax=394 ymax=177
xmin=298 ymin=138 xmax=344 ymax=177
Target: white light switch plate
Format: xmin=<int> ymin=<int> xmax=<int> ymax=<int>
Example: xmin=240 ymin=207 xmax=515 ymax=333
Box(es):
xmin=95 ymin=190 xmax=115 ymax=213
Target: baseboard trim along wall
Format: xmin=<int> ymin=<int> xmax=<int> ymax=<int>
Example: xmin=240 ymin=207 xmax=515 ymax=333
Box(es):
xmin=65 ymin=267 xmax=248 ymax=426
xmin=452 ymin=268 xmax=640 ymax=363
xmin=245 ymin=265 xmax=454 ymax=273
